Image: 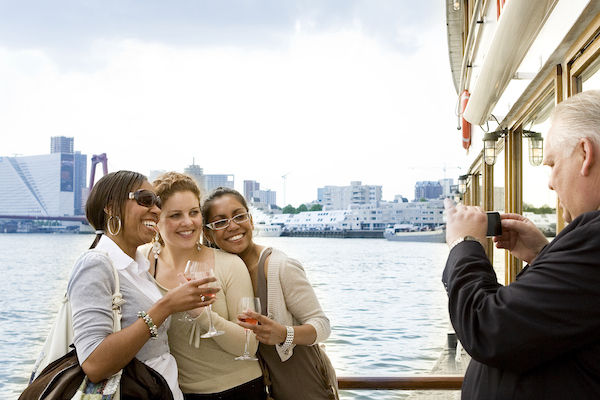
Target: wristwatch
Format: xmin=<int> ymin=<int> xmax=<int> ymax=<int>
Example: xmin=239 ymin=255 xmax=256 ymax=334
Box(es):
xmin=449 ymin=235 xmax=481 ymax=251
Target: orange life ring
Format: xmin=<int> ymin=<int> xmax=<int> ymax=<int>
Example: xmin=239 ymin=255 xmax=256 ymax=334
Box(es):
xmin=461 ymin=90 xmax=471 ymax=150
xmin=497 ymin=0 xmax=506 ymax=20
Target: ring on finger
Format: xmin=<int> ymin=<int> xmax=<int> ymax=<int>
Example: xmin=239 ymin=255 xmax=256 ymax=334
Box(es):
xmin=201 ymin=295 xmax=206 ymax=302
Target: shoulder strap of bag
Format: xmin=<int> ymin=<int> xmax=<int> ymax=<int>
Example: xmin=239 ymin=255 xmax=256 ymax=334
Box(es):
xmin=256 ymin=247 xmax=275 ymax=399
xmin=256 ymin=247 xmax=272 ymax=316
xmin=87 ymin=248 xmax=125 ymax=332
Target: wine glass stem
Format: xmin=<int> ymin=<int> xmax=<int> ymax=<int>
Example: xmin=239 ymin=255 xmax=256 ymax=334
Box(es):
xmin=206 ymin=304 xmax=214 ymax=331
xmin=243 ymin=329 xmax=250 ymax=356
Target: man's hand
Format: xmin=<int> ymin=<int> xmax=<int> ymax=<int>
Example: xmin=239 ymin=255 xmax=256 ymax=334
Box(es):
xmin=444 ymin=198 xmax=487 ymax=246
xmin=493 ymin=213 xmax=548 ymax=264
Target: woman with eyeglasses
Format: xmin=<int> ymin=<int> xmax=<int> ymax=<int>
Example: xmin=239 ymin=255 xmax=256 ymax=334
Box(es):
xmin=202 ymin=187 xmax=335 ymax=400
xmin=68 ymin=170 xmax=218 ymax=400
xmin=142 ymin=172 xmax=265 ymax=400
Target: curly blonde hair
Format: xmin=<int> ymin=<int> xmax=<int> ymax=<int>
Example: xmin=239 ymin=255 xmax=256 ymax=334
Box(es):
xmin=152 ymin=171 xmax=202 ymax=205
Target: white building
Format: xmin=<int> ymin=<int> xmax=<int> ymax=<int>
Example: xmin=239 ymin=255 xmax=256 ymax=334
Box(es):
xmin=0 ymin=154 xmax=76 ymax=216
xmin=271 ymin=210 xmax=357 ymax=231
xmin=267 ymin=200 xmax=445 ymax=231
xmin=317 ymin=181 xmax=382 ymax=210
xmin=439 ymin=178 xmax=454 ymax=197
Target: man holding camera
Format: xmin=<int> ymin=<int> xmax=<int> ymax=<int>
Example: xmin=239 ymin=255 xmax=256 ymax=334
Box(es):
xmin=443 ymin=90 xmax=600 ymax=399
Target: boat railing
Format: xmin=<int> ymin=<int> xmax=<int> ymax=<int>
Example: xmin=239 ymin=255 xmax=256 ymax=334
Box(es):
xmin=337 ymin=375 xmax=463 ymax=390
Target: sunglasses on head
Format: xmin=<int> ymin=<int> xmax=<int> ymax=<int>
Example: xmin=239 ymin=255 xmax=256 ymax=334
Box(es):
xmin=129 ymin=190 xmax=161 ymax=209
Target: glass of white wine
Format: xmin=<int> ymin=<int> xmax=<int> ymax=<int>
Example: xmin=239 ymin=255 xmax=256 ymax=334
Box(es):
xmin=235 ymin=297 xmax=261 ymax=361
xmin=184 ymin=260 xmax=224 ymax=338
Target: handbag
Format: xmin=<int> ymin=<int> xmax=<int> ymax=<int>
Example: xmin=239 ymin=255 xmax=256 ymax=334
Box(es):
xmin=21 ymin=348 xmax=175 ymax=400
xmin=21 ymin=249 xmax=125 ymax=400
xmin=256 ymin=248 xmax=340 ymax=400
xmin=259 ymin=344 xmax=340 ymax=400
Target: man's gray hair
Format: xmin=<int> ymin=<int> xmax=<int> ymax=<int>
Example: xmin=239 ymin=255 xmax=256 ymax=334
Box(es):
xmin=551 ymin=90 xmax=600 ymax=156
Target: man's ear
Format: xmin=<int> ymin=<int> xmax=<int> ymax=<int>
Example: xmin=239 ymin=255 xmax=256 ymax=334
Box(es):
xmin=580 ymin=137 xmax=596 ymax=176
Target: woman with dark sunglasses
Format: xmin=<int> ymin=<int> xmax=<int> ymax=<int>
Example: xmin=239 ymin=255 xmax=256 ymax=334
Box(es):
xmin=141 ymin=172 xmax=266 ymax=400
xmin=202 ymin=187 xmax=337 ymax=400
xmin=67 ymin=170 xmax=219 ymax=399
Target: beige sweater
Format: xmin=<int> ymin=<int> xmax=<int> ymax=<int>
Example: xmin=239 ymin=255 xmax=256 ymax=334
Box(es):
xmin=266 ymin=248 xmax=331 ymax=362
xmin=146 ymin=246 xmax=262 ymax=394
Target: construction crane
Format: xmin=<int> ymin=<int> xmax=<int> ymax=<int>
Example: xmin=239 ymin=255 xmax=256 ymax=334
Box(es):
xmin=281 ymin=172 xmax=290 ymax=206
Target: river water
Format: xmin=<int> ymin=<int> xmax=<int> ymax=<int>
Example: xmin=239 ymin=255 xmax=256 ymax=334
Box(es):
xmin=1 ymin=234 xmax=459 ymax=399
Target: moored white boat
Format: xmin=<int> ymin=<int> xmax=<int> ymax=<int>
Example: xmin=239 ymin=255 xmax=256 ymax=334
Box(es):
xmin=384 ymin=224 xmax=445 ymax=243
xmin=254 ymin=223 xmax=282 ymax=237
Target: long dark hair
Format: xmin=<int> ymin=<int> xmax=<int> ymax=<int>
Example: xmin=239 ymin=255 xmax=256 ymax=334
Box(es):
xmin=201 ymin=186 xmax=249 ymax=247
xmin=86 ymin=170 xmax=146 ymax=249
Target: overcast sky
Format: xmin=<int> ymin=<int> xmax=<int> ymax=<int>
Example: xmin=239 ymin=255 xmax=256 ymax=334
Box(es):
xmin=1 ymin=0 xmax=469 ymax=206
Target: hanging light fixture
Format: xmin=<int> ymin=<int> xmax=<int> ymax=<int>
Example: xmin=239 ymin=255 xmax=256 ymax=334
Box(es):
xmin=458 ymin=174 xmax=469 ymax=194
xmin=523 ymin=130 xmax=543 ymax=166
xmin=453 ymin=0 xmax=461 ymax=11
xmin=482 ymin=130 xmax=505 ymax=165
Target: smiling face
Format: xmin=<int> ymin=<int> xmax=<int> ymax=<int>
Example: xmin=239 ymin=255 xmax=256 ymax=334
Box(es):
xmin=204 ymin=194 xmax=253 ymax=255
xmin=158 ymin=190 xmax=203 ymax=251
xmin=118 ymin=180 xmax=161 ymax=255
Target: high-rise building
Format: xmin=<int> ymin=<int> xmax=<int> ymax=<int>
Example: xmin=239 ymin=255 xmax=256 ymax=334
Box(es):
xmin=49 ymin=136 xmax=87 ymax=214
xmin=255 ymin=189 xmax=276 ymax=206
xmin=244 ymin=180 xmax=260 ymax=202
xmin=183 ymin=162 xmax=234 ymax=195
xmin=318 ymin=181 xmax=382 ymax=210
xmin=184 ymin=163 xmax=206 ymax=192
xmin=414 ymin=181 xmax=443 ymax=200
xmin=205 ymin=174 xmax=234 ymax=193
xmin=244 ymin=180 xmax=277 ymax=207
xmin=50 ymin=136 xmax=74 ymax=154
xmin=73 ymin=152 xmax=87 ymax=215
xmin=438 ymin=178 xmax=454 ymax=197
xmin=0 ymin=154 xmax=76 ymax=216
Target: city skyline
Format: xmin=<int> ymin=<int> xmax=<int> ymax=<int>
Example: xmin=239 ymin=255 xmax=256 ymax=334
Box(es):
xmin=0 ymin=1 xmax=556 ymax=207
xmin=2 ymin=139 xmax=456 ymax=209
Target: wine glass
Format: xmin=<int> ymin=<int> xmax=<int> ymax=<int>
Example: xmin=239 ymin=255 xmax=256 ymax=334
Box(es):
xmin=235 ymin=297 xmax=261 ymax=361
xmin=185 ymin=260 xmax=225 ymax=338
xmin=179 ymin=261 xmax=198 ymax=322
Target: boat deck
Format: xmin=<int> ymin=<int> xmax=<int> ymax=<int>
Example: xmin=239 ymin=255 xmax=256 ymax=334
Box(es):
xmin=406 ymin=333 xmax=469 ymax=399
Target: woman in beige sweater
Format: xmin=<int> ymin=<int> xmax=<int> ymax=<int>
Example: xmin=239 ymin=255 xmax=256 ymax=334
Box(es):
xmin=202 ymin=187 xmax=335 ymax=400
xmin=145 ymin=172 xmax=265 ymax=400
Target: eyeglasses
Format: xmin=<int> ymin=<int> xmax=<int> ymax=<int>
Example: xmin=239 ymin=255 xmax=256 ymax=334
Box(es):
xmin=129 ymin=190 xmax=161 ymax=209
xmin=205 ymin=212 xmax=250 ymax=230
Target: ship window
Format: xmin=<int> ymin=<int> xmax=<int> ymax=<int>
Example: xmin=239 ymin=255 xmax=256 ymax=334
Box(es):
xmin=577 ymin=55 xmax=600 ymax=91
xmin=521 ymin=90 xmax=556 ymax=238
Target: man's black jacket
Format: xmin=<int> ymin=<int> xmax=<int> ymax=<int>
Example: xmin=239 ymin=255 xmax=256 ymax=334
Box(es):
xmin=443 ymin=210 xmax=600 ymax=399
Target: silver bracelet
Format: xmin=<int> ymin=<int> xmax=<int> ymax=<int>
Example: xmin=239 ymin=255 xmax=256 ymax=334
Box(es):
xmin=282 ymin=326 xmax=294 ymax=348
xmin=137 ymin=311 xmax=158 ymax=339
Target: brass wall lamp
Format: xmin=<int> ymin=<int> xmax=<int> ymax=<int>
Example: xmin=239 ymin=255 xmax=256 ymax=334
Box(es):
xmin=482 ymin=129 xmax=543 ymax=166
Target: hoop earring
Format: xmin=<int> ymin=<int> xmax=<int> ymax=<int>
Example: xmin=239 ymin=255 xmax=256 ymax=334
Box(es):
xmin=152 ymin=232 xmax=162 ymax=259
xmin=107 ymin=215 xmax=122 ymax=236
xmin=197 ymin=240 xmax=202 ymax=251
